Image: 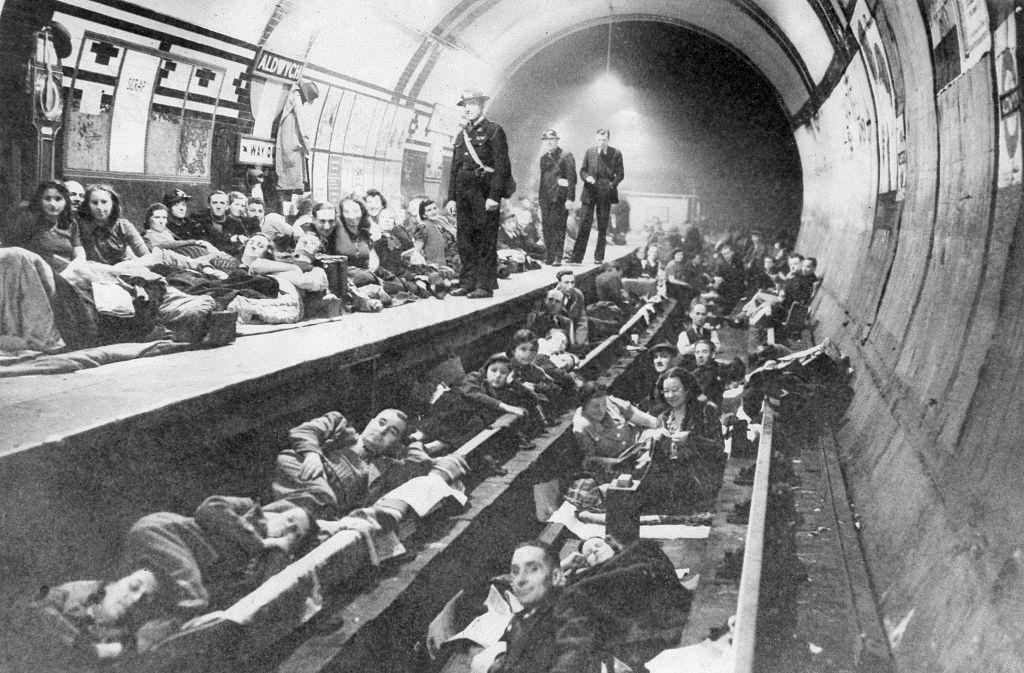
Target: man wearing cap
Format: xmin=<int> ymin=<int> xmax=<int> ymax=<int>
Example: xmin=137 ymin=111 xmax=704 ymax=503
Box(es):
xmin=164 ymin=189 xmax=205 ymax=241
xmin=640 ymin=341 xmax=677 ymax=414
xmin=538 ymin=129 xmax=576 ymax=266
xmin=445 ymin=89 xmax=513 ymax=299
xmin=571 ymin=129 xmax=624 ymax=264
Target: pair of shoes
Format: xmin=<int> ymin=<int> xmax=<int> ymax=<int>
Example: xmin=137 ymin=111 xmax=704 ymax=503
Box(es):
xmin=450 ymin=287 xmax=472 ymax=297
xmin=467 ymin=289 xmax=493 ymax=299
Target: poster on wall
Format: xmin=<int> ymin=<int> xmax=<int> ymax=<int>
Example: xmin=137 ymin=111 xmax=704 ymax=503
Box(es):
xmin=927 ymin=0 xmax=992 ymax=92
xmin=995 ymin=13 xmax=1022 ymax=189
xmin=109 ymin=50 xmax=159 ymax=173
xmin=851 ymin=0 xmax=903 ymax=198
xmin=401 ymin=148 xmax=427 ymax=197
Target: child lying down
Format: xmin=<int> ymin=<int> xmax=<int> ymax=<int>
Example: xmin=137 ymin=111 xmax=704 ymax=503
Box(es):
xmin=21 ymin=493 xmax=320 ymax=661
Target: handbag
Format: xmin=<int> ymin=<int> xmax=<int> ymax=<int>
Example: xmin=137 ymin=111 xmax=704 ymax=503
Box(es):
xmin=462 ymin=130 xmax=516 ymax=198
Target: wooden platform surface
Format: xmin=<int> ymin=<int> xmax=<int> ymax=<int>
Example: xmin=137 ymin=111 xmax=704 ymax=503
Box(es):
xmin=0 ymin=249 xmax=630 ymax=460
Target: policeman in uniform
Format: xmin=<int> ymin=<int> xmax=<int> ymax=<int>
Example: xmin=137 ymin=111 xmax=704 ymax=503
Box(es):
xmin=537 ymin=129 xmax=577 ymax=266
xmin=445 ymin=89 xmax=513 ymax=298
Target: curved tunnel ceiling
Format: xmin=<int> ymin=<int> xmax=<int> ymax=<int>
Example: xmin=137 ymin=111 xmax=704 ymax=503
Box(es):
xmin=390 ymin=0 xmax=841 ymax=116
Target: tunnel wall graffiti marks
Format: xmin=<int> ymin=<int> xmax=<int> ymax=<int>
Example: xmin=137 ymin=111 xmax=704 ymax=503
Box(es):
xmin=864 ymin=0 xmax=940 ymax=372
xmin=838 ymin=0 xmax=909 ymax=329
xmin=795 ymin=55 xmax=878 ymax=332
xmin=853 ymin=0 xmax=902 ymax=197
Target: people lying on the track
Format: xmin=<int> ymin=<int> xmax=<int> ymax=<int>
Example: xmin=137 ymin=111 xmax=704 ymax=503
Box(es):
xmin=619 ymin=246 xmax=646 ymax=278
xmin=0 ymin=180 xmax=86 ymax=272
xmin=29 ymin=494 xmax=319 ymax=659
xmin=687 ymin=339 xmax=725 ymax=408
xmin=706 ymin=242 xmax=745 ymax=313
xmin=535 ymin=328 xmax=580 ymax=375
xmin=141 ymin=202 xmax=219 ymax=257
xmin=586 ymin=264 xmax=633 ymax=341
xmin=620 ymin=245 xmax=662 ymax=298
xmin=741 ymin=340 xmax=851 ymax=422
xmin=769 ymin=240 xmax=789 ymax=273
xmin=742 ymin=231 xmax=768 ymax=270
xmin=273 ymin=409 xmax=458 ymax=518
xmin=509 ymin=329 xmax=576 ymax=415
xmin=554 ymin=270 xmax=589 ymax=347
xmin=746 ymin=254 xmax=779 ymax=297
xmin=453 ymin=537 xmax=690 ymax=673
xmin=676 ymin=300 xmax=720 ymax=363
xmin=734 ymin=254 xmax=817 ymax=328
xmin=681 ymin=222 xmax=703 ymax=260
xmin=594 ymin=261 xmax=631 ymax=306
xmin=460 ymin=353 xmax=546 ymax=428
xmin=556 ymin=535 xmax=692 ymax=669
xmin=414 ymin=353 xmax=543 ymax=455
xmin=572 ymin=381 xmax=660 ymax=482
xmin=637 ymin=341 xmax=677 ymax=415
xmin=647 ymin=367 xmax=726 ymax=512
xmin=526 ymin=289 xmax=577 ymax=347
xmin=498 ymin=212 xmax=546 ymax=260
xmin=660 ymin=248 xmax=696 ymax=303
xmin=469 ymin=540 xmax=602 ymax=673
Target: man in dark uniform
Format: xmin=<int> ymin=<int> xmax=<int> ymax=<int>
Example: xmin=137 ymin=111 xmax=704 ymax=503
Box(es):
xmin=445 ymin=89 xmax=513 ymax=298
xmin=537 ymin=129 xmax=576 ymax=266
xmin=571 ymin=129 xmax=624 ymax=264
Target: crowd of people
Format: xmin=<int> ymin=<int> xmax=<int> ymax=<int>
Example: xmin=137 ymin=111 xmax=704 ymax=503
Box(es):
xmin=621 ymin=218 xmax=820 ymax=343
xmin=416 ymin=222 xmax=828 ymax=673
xmin=11 ymin=214 xmax=828 ymax=669
xmin=0 ymin=175 xmax=590 ymax=356
xmin=12 ymin=258 xmax=656 ymax=661
xmin=2 ymin=82 xmax=829 ymax=670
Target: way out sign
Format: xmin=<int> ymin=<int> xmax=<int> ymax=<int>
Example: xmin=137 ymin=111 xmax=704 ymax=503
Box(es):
xmin=238 ymin=134 xmax=275 ymax=166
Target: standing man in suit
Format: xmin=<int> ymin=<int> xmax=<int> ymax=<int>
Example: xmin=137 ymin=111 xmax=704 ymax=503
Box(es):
xmin=571 ymin=129 xmax=624 ymax=264
xmin=446 ymin=89 xmax=513 ymax=299
xmin=538 ymin=129 xmax=577 ymax=266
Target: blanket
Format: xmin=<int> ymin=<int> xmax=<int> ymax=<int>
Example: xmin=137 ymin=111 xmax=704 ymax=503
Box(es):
xmin=0 ymin=340 xmax=190 ymax=377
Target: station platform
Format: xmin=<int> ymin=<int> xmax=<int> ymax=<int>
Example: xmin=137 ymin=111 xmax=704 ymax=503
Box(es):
xmin=0 ymin=251 xmax=621 ymax=458
xmin=0 ymin=245 xmax=633 ymax=601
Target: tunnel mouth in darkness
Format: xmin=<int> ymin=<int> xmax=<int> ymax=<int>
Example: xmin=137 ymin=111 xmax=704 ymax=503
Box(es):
xmin=489 ymin=19 xmax=803 ymax=244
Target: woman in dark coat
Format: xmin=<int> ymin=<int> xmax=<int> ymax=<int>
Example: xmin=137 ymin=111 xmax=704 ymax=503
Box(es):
xmin=650 ymin=367 xmax=726 ymax=512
